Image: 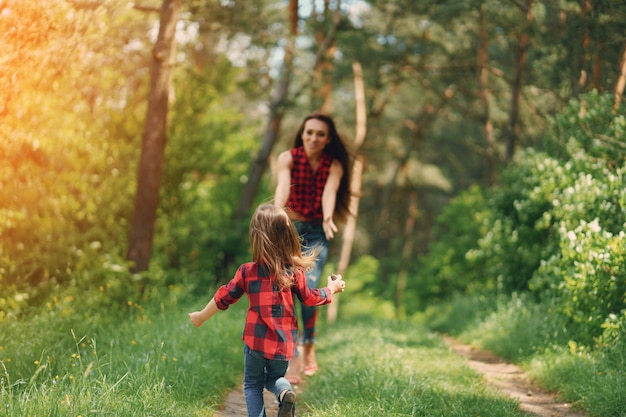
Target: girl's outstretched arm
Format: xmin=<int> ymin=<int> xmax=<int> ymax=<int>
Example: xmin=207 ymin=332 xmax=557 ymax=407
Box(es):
xmin=189 ymin=298 xmax=220 ymax=327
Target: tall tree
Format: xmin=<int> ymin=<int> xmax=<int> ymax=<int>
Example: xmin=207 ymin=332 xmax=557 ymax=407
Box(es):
xmin=234 ymin=0 xmax=298 ymax=220
xmin=478 ymin=4 xmax=496 ymax=185
xmin=328 ymin=61 xmax=367 ymax=323
xmin=127 ymin=0 xmax=181 ymax=273
xmin=613 ymin=44 xmax=626 ymax=114
xmin=504 ymin=0 xmax=533 ymax=162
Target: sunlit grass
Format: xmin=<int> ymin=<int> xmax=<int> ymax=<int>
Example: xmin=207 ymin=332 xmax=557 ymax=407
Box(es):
xmin=0 ymin=298 xmax=247 ymax=416
xmin=8 ymin=291 xmax=622 ymax=416
xmin=1 ymin=294 xmax=534 ymax=417
xmin=301 ymin=318 xmax=529 ymax=417
xmin=421 ymin=292 xmax=626 ymax=417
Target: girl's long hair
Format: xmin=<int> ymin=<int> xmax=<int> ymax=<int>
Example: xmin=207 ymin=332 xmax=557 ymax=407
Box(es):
xmin=293 ymin=112 xmax=352 ymax=223
xmin=249 ymin=204 xmax=318 ymax=290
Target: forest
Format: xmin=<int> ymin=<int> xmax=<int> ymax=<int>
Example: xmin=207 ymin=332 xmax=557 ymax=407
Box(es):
xmin=1 ymin=1 xmax=625 ymax=416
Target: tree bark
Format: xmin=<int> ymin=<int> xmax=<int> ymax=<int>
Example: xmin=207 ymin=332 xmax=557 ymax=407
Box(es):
xmin=377 ymin=85 xmax=454 ymax=231
xmin=126 ymin=0 xmax=180 ymax=274
xmin=327 ymin=61 xmax=366 ymax=324
xmin=576 ymin=0 xmax=592 ymax=93
xmin=478 ymin=4 xmax=496 ymax=185
xmin=613 ymin=44 xmax=626 ymax=114
xmin=504 ymin=0 xmax=532 ymax=162
xmin=314 ymin=2 xmax=340 ymax=113
xmin=233 ymin=0 xmax=298 ymax=221
xmin=395 ymin=190 xmax=418 ymax=319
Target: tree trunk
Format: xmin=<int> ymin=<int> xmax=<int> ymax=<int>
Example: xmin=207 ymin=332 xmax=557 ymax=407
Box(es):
xmin=395 ymin=190 xmax=418 ymax=319
xmin=576 ymin=0 xmax=592 ymax=93
xmin=234 ymin=0 xmax=298 ymax=221
xmin=478 ymin=4 xmax=496 ymax=185
xmin=504 ymin=0 xmax=532 ymax=162
xmin=377 ymin=85 xmax=454 ymax=231
xmin=126 ymin=0 xmax=180 ymax=274
xmin=327 ymin=61 xmax=366 ymax=324
xmin=313 ymin=2 xmax=340 ymax=113
xmin=613 ymin=44 xmax=626 ymax=114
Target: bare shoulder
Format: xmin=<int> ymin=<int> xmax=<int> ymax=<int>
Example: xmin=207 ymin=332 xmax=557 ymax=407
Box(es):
xmin=277 ymin=150 xmax=293 ymax=168
xmin=329 ymin=159 xmax=343 ymax=175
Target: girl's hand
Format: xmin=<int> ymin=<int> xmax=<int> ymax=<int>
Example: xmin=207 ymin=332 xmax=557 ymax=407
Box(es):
xmin=327 ymin=274 xmax=346 ymax=294
xmin=188 ymin=311 xmax=205 ymax=327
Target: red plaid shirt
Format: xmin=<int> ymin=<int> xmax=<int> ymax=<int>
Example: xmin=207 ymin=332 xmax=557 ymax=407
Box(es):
xmin=285 ymin=146 xmax=333 ymax=220
xmin=213 ymin=262 xmax=333 ymax=360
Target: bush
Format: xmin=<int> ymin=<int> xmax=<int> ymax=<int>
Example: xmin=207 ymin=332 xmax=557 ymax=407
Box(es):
xmin=421 ymin=91 xmax=626 ymax=350
xmin=409 ymin=185 xmax=493 ymax=310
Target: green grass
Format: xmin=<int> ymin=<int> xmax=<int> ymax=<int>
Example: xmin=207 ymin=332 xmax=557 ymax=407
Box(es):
xmin=9 ymin=290 xmax=623 ymax=416
xmin=0 ymin=298 xmax=247 ymax=416
xmin=420 ymin=292 xmax=626 ymax=417
xmin=300 ymin=318 xmax=530 ymax=417
xmin=1 ymin=294 xmax=536 ymax=417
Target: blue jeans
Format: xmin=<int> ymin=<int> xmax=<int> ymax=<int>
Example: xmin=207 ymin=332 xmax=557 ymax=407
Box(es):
xmin=293 ymin=220 xmax=329 ymax=344
xmin=243 ymin=344 xmax=292 ymax=417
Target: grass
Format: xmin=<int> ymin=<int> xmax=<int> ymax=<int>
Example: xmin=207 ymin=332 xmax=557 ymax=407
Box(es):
xmin=1 ymin=293 xmax=535 ymax=417
xmin=300 ymin=318 xmax=529 ymax=417
xmin=0 ymin=296 xmax=247 ymax=416
xmin=5 ymin=289 xmax=623 ymax=416
xmin=420 ymin=291 xmax=626 ymax=417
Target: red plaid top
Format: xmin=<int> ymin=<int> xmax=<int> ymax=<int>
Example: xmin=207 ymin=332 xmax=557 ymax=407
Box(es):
xmin=285 ymin=146 xmax=333 ymax=220
xmin=213 ymin=262 xmax=333 ymax=360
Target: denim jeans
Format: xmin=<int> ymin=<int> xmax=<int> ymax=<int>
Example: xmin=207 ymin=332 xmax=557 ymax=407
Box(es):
xmin=243 ymin=344 xmax=292 ymax=417
xmin=293 ymin=220 xmax=329 ymax=344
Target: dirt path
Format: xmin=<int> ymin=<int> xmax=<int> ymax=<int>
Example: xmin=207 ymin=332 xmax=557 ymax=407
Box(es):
xmin=213 ymin=381 xmax=305 ymax=417
xmin=213 ymin=338 xmax=589 ymax=417
xmin=444 ymin=337 xmax=589 ymax=417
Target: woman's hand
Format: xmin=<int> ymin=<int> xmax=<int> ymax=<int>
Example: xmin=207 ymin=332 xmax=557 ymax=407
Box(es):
xmin=323 ymin=217 xmax=338 ymax=240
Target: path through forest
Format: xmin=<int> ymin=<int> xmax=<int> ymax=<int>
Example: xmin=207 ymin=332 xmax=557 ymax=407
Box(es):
xmin=213 ymin=337 xmax=589 ymax=417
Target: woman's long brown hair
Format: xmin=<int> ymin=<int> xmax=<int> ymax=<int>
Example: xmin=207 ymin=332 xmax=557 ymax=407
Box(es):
xmin=249 ymin=204 xmax=318 ymax=290
xmin=293 ymin=112 xmax=352 ymax=223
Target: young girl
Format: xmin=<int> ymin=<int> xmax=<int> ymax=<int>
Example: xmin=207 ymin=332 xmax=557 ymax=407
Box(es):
xmin=189 ymin=204 xmax=346 ymax=417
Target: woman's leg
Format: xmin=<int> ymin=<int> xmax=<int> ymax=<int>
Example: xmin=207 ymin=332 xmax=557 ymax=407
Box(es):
xmin=284 ymin=344 xmax=302 ymax=384
xmin=300 ymin=230 xmax=328 ymax=373
xmin=243 ymin=345 xmax=267 ymax=417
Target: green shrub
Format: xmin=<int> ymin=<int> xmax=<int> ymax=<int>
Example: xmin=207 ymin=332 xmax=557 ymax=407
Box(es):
xmin=531 ymin=217 xmax=626 ymax=344
xmin=545 ymin=90 xmax=626 ymax=169
xmin=409 ymin=185 xmax=493 ymax=309
xmin=422 ymin=91 xmax=626 ymax=350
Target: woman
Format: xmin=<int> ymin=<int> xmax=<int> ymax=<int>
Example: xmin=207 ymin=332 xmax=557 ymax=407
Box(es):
xmin=274 ymin=112 xmax=351 ymax=382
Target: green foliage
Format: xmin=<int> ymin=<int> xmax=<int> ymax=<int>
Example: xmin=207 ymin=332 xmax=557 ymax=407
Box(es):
xmin=409 ymin=185 xmax=493 ymax=311
xmin=531 ymin=216 xmax=626 ymax=344
xmin=154 ymin=61 xmax=266 ymax=291
xmin=470 ymin=151 xmax=571 ymax=293
xmin=530 ymin=342 xmax=626 ymax=417
xmin=545 ymin=90 xmax=626 ymax=169
xmin=339 ymin=256 xmax=396 ymax=319
xmin=0 ymin=0 xmax=150 ymax=314
xmin=418 ymin=291 xmax=499 ymax=336
xmin=420 ymin=91 xmax=626 ymax=349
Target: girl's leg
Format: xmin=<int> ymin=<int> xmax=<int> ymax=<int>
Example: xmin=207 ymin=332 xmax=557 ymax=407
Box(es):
xmin=243 ymin=345 xmax=267 ymax=417
xmin=264 ymin=359 xmax=291 ymax=399
xmin=265 ymin=359 xmax=296 ymax=417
